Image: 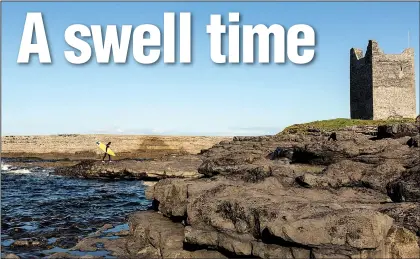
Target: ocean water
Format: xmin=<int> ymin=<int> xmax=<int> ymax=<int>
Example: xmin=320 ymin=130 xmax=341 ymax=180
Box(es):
xmin=1 ymin=160 xmax=151 ymax=258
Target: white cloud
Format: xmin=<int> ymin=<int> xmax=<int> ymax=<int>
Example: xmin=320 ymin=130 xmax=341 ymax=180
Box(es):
xmin=151 ymin=128 xmax=165 ymax=134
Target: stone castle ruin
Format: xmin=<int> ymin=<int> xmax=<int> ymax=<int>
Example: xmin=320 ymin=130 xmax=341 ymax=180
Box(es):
xmin=350 ymin=40 xmax=416 ymax=120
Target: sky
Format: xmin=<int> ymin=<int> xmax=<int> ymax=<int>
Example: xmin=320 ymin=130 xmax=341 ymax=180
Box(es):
xmin=1 ymin=2 xmax=419 ymax=136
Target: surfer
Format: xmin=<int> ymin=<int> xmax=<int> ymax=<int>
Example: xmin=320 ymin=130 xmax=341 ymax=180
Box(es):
xmin=102 ymin=142 xmax=113 ymax=162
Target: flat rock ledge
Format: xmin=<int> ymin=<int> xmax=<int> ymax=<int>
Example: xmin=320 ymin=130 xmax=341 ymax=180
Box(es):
xmin=52 ymin=155 xmax=203 ymax=180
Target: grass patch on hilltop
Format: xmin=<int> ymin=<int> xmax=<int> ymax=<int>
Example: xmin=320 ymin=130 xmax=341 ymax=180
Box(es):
xmin=280 ymin=118 xmax=415 ymax=135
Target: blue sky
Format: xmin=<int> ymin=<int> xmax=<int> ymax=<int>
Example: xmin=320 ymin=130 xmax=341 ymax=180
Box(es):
xmin=2 ymin=2 xmax=419 ymax=136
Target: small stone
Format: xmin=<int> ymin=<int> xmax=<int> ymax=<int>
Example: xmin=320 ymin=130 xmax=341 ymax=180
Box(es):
xmin=12 ymin=240 xmax=30 ymax=247
xmin=99 ymin=224 xmax=113 ymax=231
xmin=115 ymin=230 xmax=129 ymax=236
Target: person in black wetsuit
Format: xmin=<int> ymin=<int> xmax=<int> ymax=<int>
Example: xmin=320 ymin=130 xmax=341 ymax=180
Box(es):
xmin=102 ymin=142 xmax=112 ymax=162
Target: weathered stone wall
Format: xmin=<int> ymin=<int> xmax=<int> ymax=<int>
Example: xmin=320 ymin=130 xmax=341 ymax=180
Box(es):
xmin=372 ymin=43 xmax=416 ymax=119
xmin=350 ymin=40 xmax=416 ymax=120
xmin=350 ymin=47 xmax=373 ymax=119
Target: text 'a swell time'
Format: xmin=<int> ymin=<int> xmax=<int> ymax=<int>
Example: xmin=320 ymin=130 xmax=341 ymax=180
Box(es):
xmin=17 ymin=12 xmax=316 ymax=65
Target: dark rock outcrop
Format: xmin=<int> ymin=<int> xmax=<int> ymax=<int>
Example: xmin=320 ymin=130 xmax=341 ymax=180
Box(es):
xmin=407 ymin=135 xmax=419 ymax=148
xmin=377 ymin=123 xmax=419 ymax=139
xmin=145 ymin=123 xmax=420 ymax=258
xmin=128 ymin=211 xmax=227 ymax=258
xmin=387 ymin=165 xmax=420 ymax=202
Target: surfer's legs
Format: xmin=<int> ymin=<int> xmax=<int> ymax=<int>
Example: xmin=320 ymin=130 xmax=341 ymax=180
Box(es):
xmin=102 ymin=153 xmax=107 ymax=161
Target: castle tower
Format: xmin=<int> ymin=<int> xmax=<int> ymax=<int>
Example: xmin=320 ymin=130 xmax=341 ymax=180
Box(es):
xmin=350 ymin=40 xmax=416 ymax=120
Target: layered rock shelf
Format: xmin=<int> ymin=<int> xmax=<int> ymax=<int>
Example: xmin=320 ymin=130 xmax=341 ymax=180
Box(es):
xmin=1 ymin=134 xmax=231 ymax=159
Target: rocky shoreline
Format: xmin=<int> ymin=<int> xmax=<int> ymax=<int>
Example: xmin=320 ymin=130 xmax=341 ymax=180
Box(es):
xmin=26 ymin=119 xmax=418 ymax=259
xmin=3 ymin=119 xmax=420 ymax=259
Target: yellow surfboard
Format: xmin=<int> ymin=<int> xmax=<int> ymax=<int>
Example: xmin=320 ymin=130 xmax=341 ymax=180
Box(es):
xmin=96 ymin=141 xmax=116 ymax=156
